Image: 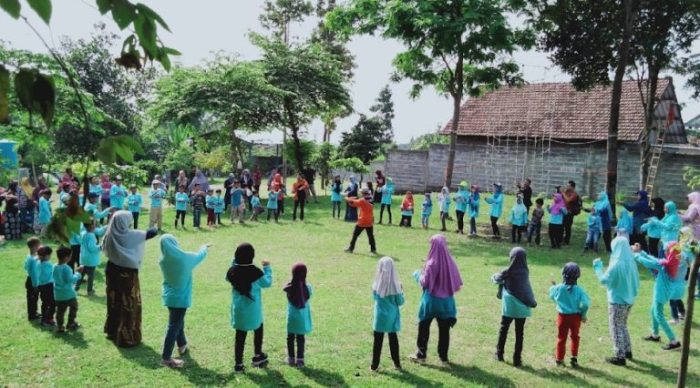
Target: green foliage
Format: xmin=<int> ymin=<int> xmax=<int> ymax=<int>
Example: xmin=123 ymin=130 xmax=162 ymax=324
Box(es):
xmin=95 ymin=135 xmax=143 ymax=165
xmin=683 ymin=166 xmax=700 ymax=189
xmin=409 ymin=130 xmax=449 ymax=150
xmin=26 ymin=0 xmax=51 ymax=23
xmin=194 ymin=146 xmax=230 ymax=173
xmin=311 ymin=141 xmax=336 ymax=185
xmin=330 ymin=156 xmax=368 ymax=174
xmin=13 ymin=68 xmax=55 ymax=127
xmin=339 ymin=114 xmax=384 ymax=164
xmin=164 ymin=144 xmax=196 ymax=174
xmin=283 ymin=138 xmax=316 ymax=172
xmin=0 ymin=65 xmax=9 ymax=123
xmin=259 ymin=0 xmax=314 ymax=40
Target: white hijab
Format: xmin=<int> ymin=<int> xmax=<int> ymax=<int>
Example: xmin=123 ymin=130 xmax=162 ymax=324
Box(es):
xmin=372 ymin=256 xmax=402 ymax=298
xmin=102 ymin=210 xmax=147 ymax=269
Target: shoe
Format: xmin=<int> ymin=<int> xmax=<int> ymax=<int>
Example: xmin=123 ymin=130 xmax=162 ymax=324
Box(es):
xmin=394 ymin=363 xmax=402 ymax=370
xmin=178 ymin=344 xmax=188 ymax=356
xmin=287 ymin=357 xmax=296 ymax=366
xmin=234 ymin=364 xmax=245 ymax=373
xmin=161 ymin=358 xmax=185 ymax=368
xmin=606 ymin=357 xmax=626 ymax=366
xmin=370 ymin=250 xmax=377 ymax=255
xmin=28 ymin=315 xmax=41 ymax=321
xmin=369 ymin=365 xmax=378 ymax=372
xmin=41 ymin=320 xmax=56 ymax=328
xmin=56 ymin=326 xmax=66 ymax=333
xmin=440 ymin=358 xmax=450 ymax=365
xmin=252 ymin=353 xmax=268 ymax=367
xmin=625 ymin=352 xmax=633 ymax=360
xmin=494 ymin=352 xmax=504 ymax=362
xmin=513 ymin=358 xmax=522 ymax=368
xmin=296 ymin=359 xmax=304 ymax=368
xmin=669 ymin=319 xmax=679 ymax=325
xmin=643 ymin=335 xmax=661 ymax=342
xmin=67 ymin=322 xmax=81 ymax=331
xmin=679 ymin=314 xmax=685 ymax=321
xmin=344 ymin=248 xmax=353 ymax=253
xmin=555 ymin=360 xmax=563 ymax=367
xmin=570 ymin=357 xmax=579 ymax=368
xmin=409 ymin=353 xmax=426 ymax=363
xmin=663 ymin=341 xmax=681 ymax=350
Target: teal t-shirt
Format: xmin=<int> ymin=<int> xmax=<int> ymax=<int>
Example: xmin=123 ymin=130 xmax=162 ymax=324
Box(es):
xmin=287 ymin=285 xmax=313 ymax=335
xmin=230 ymin=265 xmax=273 ymax=331
xmin=501 ymin=288 xmax=532 ymax=319
xmin=373 ymin=291 xmax=404 ymax=333
xmin=53 ymin=264 xmax=80 ymax=301
xmin=549 ymin=284 xmax=590 ymax=319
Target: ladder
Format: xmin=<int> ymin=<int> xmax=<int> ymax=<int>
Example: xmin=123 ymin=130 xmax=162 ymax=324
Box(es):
xmin=645 ymin=103 xmax=676 ymax=196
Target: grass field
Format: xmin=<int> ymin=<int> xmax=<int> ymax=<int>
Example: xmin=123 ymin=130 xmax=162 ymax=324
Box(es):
xmin=0 ymin=189 xmax=698 ymax=387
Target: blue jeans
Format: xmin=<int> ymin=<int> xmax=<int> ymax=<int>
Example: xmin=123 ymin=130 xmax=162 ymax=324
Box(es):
xmin=162 ymin=307 xmax=187 ymax=360
xmin=527 ymin=223 xmax=541 ymax=244
xmin=585 ymin=229 xmax=600 ymax=251
xmin=193 ymin=209 xmax=202 ymax=228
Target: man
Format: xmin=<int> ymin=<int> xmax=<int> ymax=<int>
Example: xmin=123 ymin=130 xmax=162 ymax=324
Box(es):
xmin=344 ymin=187 xmax=377 ymax=254
xmin=561 ymin=180 xmax=581 ymax=245
xmin=302 ymin=166 xmax=318 ymax=204
xmin=224 ymin=173 xmax=236 ymax=212
xmin=148 ymin=180 xmax=166 ymax=231
xmin=292 ymin=174 xmax=309 ymax=221
xmin=518 ymin=178 xmax=533 ymax=215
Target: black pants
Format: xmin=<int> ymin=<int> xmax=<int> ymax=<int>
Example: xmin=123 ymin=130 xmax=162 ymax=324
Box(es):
xmin=670 ymin=299 xmax=686 ymax=320
xmin=602 ymin=229 xmax=612 ymax=253
xmin=400 ymin=215 xmax=412 ymax=227
xmin=470 ymin=217 xmax=477 ymax=235
xmin=511 ymin=225 xmax=525 ymax=243
xmin=648 ymin=237 xmax=660 ymax=258
xmin=287 ymin=333 xmax=305 ymax=360
xmin=267 ymin=209 xmax=278 ymax=222
xmin=491 ymin=216 xmax=500 ymax=237
xmin=39 ymin=283 xmax=55 ymax=324
xmin=25 ymin=277 xmax=39 ymax=320
xmin=278 ymin=198 xmax=285 ymax=214
xmin=456 ymin=210 xmax=465 ymax=232
xmin=55 ymin=298 xmax=78 ymax=327
xmin=348 ymin=226 xmax=376 ymax=252
xmin=416 ymin=317 xmax=452 ymax=361
xmin=175 ymin=210 xmax=186 ymax=227
xmin=332 ymin=201 xmax=342 ymax=219
xmin=293 ymin=197 xmax=306 ymax=221
xmin=527 ymin=223 xmax=541 ymax=245
xmin=68 ymin=245 xmax=80 ymax=271
xmin=563 ymin=213 xmax=574 ymax=244
xmin=132 ymin=212 xmax=140 ymax=229
xmin=440 ymin=212 xmax=448 ymax=231
xmin=75 ymin=266 xmax=96 ymax=293
xmin=235 ymin=324 xmax=263 ymax=366
xmin=380 ymin=204 xmax=392 ymax=224
xmin=549 ymin=223 xmax=564 ymax=248
xmin=372 ymin=331 xmax=400 ymax=368
xmin=496 ymin=316 xmax=525 ymax=362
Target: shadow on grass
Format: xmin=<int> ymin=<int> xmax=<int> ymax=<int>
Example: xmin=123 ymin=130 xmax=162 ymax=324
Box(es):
xmin=519 ymin=365 xmax=630 ymax=388
xmin=382 ymin=368 xmax=439 ymax=387
xmin=54 ymin=329 xmax=89 ymax=349
xmin=627 ymin=357 xmax=700 ymax=384
xmin=421 ymin=362 xmax=516 ymax=387
xmin=298 ymin=366 xmax=349 ymax=387
xmin=244 ymin=367 xmax=292 ymax=387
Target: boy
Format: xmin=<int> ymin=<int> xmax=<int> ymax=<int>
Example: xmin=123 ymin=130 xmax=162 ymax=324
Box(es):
xmin=527 ymin=198 xmax=545 ymax=246
xmin=24 ymin=237 xmax=41 ymax=321
xmin=250 ymin=190 xmax=264 ymax=221
xmin=127 ymin=185 xmax=143 ymax=229
xmin=344 ymin=188 xmax=377 ymax=254
xmin=76 ymin=223 xmax=100 ymax=295
xmin=213 ymin=189 xmax=225 ymax=225
xmin=584 ymin=207 xmax=602 ymax=253
xmin=110 ymin=176 xmax=127 ymax=210
xmin=549 ymin=263 xmax=590 ymax=368
xmin=149 ymin=180 xmax=166 ymax=231
xmin=58 ymin=183 xmax=71 ymax=210
xmin=509 ymin=195 xmax=529 ymax=243
xmin=53 ymin=246 xmax=82 ymax=332
xmin=190 ymin=183 xmax=206 ymax=229
xmin=85 ymin=192 xmax=111 ymax=221
xmin=37 ymin=246 xmax=56 ymax=327
xmin=174 ymin=186 xmax=189 ymax=229
xmin=205 ymin=188 xmax=216 ymax=227
xmin=230 ymin=181 xmax=246 ymax=224
xmin=37 ymin=189 xmax=53 ymax=237
xmin=266 ymin=187 xmax=280 ymax=223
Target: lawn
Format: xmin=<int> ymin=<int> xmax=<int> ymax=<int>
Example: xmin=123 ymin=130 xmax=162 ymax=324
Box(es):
xmin=0 ymin=190 xmax=698 ymax=387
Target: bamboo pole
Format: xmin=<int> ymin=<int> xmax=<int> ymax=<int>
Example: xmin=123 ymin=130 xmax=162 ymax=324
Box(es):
xmin=677 ymin=252 xmax=700 ymax=387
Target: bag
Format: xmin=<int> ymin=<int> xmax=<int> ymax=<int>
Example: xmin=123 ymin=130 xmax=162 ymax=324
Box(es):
xmin=571 ymin=196 xmax=583 ymax=216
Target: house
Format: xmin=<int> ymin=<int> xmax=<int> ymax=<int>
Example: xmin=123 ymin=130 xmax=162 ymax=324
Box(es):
xmin=384 ymin=79 xmax=700 ymax=203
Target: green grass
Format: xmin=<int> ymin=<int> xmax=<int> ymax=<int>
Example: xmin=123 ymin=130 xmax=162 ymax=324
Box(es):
xmin=1 ymin=192 xmax=698 ymax=387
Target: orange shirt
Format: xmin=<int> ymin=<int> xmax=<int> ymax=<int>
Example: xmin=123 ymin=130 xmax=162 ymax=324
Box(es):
xmin=292 ymin=179 xmax=309 ymax=200
xmin=348 ymin=198 xmax=374 ymax=227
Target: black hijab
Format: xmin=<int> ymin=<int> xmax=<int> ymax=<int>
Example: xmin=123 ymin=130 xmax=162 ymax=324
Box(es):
xmin=651 ymin=197 xmax=665 ymax=219
xmin=283 ymin=262 xmax=309 ymax=309
xmin=495 ymin=247 xmax=537 ymax=308
xmin=226 ymin=243 xmax=263 ymax=300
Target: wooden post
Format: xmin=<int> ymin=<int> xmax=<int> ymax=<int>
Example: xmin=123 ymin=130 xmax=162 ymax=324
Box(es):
xmin=678 ymin=252 xmax=700 ymax=387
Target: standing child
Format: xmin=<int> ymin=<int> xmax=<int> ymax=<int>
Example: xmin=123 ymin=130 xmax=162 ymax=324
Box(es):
xmin=226 ymin=243 xmax=273 ymax=373
xmin=331 ymin=176 xmax=343 ymax=219
xmin=230 ymin=181 xmax=246 ymax=224
xmin=549 ymin=263 xmax=590 ymax=368
xmin=379 ymin=178 xmax=394 ymax=224
xmin=213 ymin=189 xmax=225 ymax=225
xmin=174 ymin=186 xmax=189 ymax=229
xmin=344 ymin=188 xmax=377 ymax=254
xmin=190 ymin=184 xmax=205 ymax=229
xmin=642 ymin=197 xmax=666 ymax=257
xmin=205 ymin=189 xmax=215 ymax=227
xmin=250 ymin=191 xmax=264 ymax=221
xmin=37 ymin=246 xmax=56 ymax=327
xmin=668 ymin=228 xmax=693 ymax=324
xmin=371 ymin=257 xmax=404 ymax=371
xmin=110 ymin=176 xmax=127 ymax=210
xmin=527 ymin=198 xmax=545 ymax=246
xmin=53 ymin=246 xmax=82 ymax=333
xmin=85 ymin=192 xmax=111 ymax=221
xmin=283 ymin=263 xmax=312 ymax=368
xmin=547 ymin=193 xmax=568 ymax=249
xmin=24 ymin=237 xmax=41 ymax=321
xmin=509 ymin=195 xmax=528 ymax=243
xmin=266 ymin=187 xmax=280 ymax=223
xmin=127 ymin=185 xmax=143 ymax=229
xmin=584 ymin=207 xmax=603 ymax=252
xmin=485 ymin=183 xmax=504 ymax=239
xmin=400 ymin=192 xmax=414 ymax=227
xmin=468 ymin=185 xmax=480 ymax=236
xmin=492 ymin=247 xmax=537 ymax=367
xmin=439 ymin=187 xmax=451 ymax=232
xmin=454 ymin=181 xmax=469 ymax=234
xmin=37 ymin=189 xmax=52 ymax=237
xmin=421 ymin=193 xmax=432 ymax=229
xmin=75 ymin=222 xmax=100 ymax=296
xmin=58 ymin=183 xmax=70 ymax=210
xmin=616 ymin=210 xmax=633 ymax=238
xmin=647 ymin=201 xmax=682 ymax=258
xmin=149 ymin=180 xmax=166 ymax=231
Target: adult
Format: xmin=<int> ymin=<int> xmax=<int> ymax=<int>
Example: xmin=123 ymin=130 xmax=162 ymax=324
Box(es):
xmin=649 ymin=201 xmax=682 ymax=258
xmin=561 ymin=180 xmax=581 ymax=245
xmin=100 ymin=174 xmax=112 ymax=211
xmin=645 ymin=197 xmax=666 ymax=257
xmin=518 ymin=179 xmax=533 ymax=215
xmin=176 ymin=170 xmax=188 ymax=192
xmin=302 ymin=166 xmax=318 ymax=204
xmin=3 ymin=181 xmax=21 ymax=240
xmin=344 ymin=188 xmax=376 ymax=254
xmin=252 ymin=165 xmax=262 ymax=194
xmin=592 ymin=191 xmax=613 ymax=253
xmin=103 ymin=211 xmax=157 ymax=347
xmin=240 ymin=169 xmax=254 ymax=209
xmin=31 ymin=176 xmax=47 ymax=203
xmin=61 ymin=168 xmax=79 ymax=192
xmin=374 ymin=170 xmax=386 ymax=205
xmin=680 ymin=192 xmax=700 ymax=241
xmin=593 ymin=236 xmax=639 ymax=366
xmin=344 ymin=176 xmax=359 ymax=222
xmin=18 ymin=177 xmax=34 ymax=233
xmin=622 ymin=190 xmax=653 ymax=250
xmin=292 ymin=174 xmax=309 ymax=221
xmin=188 ymin=169 xmax=210 ymax=194
xmin=158 ymin=234 xmax=209 ymax=368
xmin=224 ymin=173 xmax=236 ymax=212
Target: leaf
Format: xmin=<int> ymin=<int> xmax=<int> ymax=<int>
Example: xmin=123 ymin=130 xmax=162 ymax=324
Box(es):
xmin=96 ymin=135 xmax=144 ymax=165
xmin=135 ymin=3 xmax=170 ymax=32
xmin=158 ymin=49 xmax=171 ymax=72
xmin=27 ymin=0 xmax=51 ymax=24
xmin=30 ymin=73 xmax=55 ymax=127
xmin=163 ymin=47 xmax=181 ymax=56
xmin=14 ymin=69 xmax=36 ymax=111
xmin=111 ymin=0 xmax=136 ymax=29
xmin=95 ymin=0 xmax=110 ymax=14
xmin=0 ymin=0 xmax=20 ymax=18
xmin=133 ymin=13 xmax=157 ymax=58
xmin=0 ymin=65 xmax=9 ymax=124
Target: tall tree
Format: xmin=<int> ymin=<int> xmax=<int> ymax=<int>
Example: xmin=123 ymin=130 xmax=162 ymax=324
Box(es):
xmin=369 ymin=84 xmax=394 ymax=147
xmin=328 ymin=0 xmax=532 ymax=187
xmin=339 ymin=114 xmax=384 ymax=164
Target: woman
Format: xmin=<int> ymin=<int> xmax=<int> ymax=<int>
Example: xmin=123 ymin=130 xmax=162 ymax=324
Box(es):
xmin=344 ymin=176 xmax=359 ymax=222
xmin=410 ymin=234 xmax=463 ymax=363
xmin=176 ymin=170 xmax=188 ymax=192
xmin=593 ymin=191 xmax=614 ymax=253
xmin=681 ymin=192 xmax=700 ymax=240
xmin=547 ymin=193 xmax=567 ymax=248
xmin=593 ymin=236 xmax=639 ymax=366
xmin=188 ymin=169 xmax=210 ymax=194
xmin=100 ymin=174 xmax=112 ymax=211
xmin=18 ymin=177 xmax=34 ymax=233
xmin=623 ymin=190 xmax=652 ymax=250
xmin=374 ymin=170 xmax=386 ymax=204
xmin=3 ymin=182 xmax=22 ymax=240
xmin=649 ymin=201 xmax=682 ymax=258
xmin=103 ymin=211 xmax=157 ymax=347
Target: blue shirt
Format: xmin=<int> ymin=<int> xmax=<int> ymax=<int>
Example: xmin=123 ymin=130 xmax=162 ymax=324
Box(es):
xmin=381 ymin=184 xmax=394 ymax=205
xmin=501 ymin=288 xmax=532 ymax=318
xmin=422 ymin=199 xmax=432 ymax=217
xmin=509 ymin=203 xmax=528 ymax=226
xmin=485 ymin=193 xmax=504 ymax=218
xmin=635 ymin=251 xmax=675 ymax=304
xmin=331 ymin=182 xmax=343 ymax=202
xmin=149 ymin=188 xmax=166 ymax=208
xmin=89 ymin=184 xmax=103 ymax=197
xmin=230 ymin=265 xmax=273 ymax=331
xmin=587 ymin=213 xmax=602 ymax=232
xmin=454 ymin=190 xmax=469 ymax=213
xmin=548 ymin=206 xmax=568 ymax=225
xmin=251 ymin=196 xmax=262 ymax=209
xmin=373 ymin=291 xmax=404 ymax=333
xmin=287 ymin=285 xmax=313 ymax=335
xmin=440 ymin=196 xmax=451 ymax=213
xmin=38 ymin=197 xmax=52 ymax=224
xmin=24 ymin=254 xmax=40 ymax=287
xmin=37 ymin=260 xmax=54 ymax=286
xmin=53 ymin=264 xmax=80 ymax=301
xmin=469 ymin=193 xmax=480 ymax=218
xmin=110 ymin=184 xmax=127 ymax=209
xmin=175 ymin=192 xmax=189 ymax=211
xmin=160 ymin=245 xmax=208 ymax=309
xmin=549 ymin=284 xmax=591 ymax=319
xmin=231 ymin=188 xmax=244 ymax=207
xmin=127 ymin=193 xmax=143 ymax=213
xmin=80 ymin=231 xmax=101 ymax=268
xmin=641 ymin=217 xmax=663 ymax=239
xmin=85 ymin=202 xmax=110 ymax=220
xmin=266 ymin=192 xmax=279 ymax=210
xmin=213 ymin=196 xmax=225 ymax=213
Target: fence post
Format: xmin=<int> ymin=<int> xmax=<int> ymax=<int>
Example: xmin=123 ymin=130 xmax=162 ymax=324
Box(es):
xmin=678 ymin=252 xmax=700 ymax=387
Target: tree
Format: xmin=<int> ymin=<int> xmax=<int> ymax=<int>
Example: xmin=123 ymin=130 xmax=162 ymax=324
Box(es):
xmin=339 ymin=114 xmax=384 ymax=164
xmin=311 ymin=141 xmax=336 ymax=188
xmin=369 ymin=84 xmax=394 ymax=149
xmin=260 ymin=0 xmax=314 ymax=44
xmin=328 ymin=0 xmax=532 ymax=188
xmin=409 ymin=129 xmax=450 ymax=151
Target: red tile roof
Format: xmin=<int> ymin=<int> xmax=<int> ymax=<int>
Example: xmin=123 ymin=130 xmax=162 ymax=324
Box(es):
xmin=441 ymin=79 xmax=671 ymax=141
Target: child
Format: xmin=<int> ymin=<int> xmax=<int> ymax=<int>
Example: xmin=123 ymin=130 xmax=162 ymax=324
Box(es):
xmin=527 ymin=198 xmax=544 ymax=246
xmin=439 ymin=186 xmax=451 ymax=232
xmin=127 ymin=185 xmax=143 ymax=229
xmin=37 ymin=245 xmax=56 ymax=327
xmin=454 ymin=181 xmax=469 ymax=234
xmin=190 ymin=183 xmax=206 ymax=229
xmin=492 ymin=247 xmax=537 ymax=367
xmin=37 ymin=189 xmax=52 ymax=237
xmin=75 ymin=222 xmax=100 ymax=296
xmin=344 ymin=188 xmax=377 ymax=254
xmin=266 ymin=187 xmax=279 ymax=223
xmin=230 ymin=181 xmax=246 ymax=224
xmin=149 ymin=180 xmax=166 ymax=231
xmin=213 ymin=189 xmax=225 ymax=225
xmin=421 ymin=193 xmax=432 ymax=229
xmin=174 ymin=186 xmax=189 ymax=229
xmin=549 ymin=263 xmax=590 ymax=368
xmin=547 ymin=193 xmax=568 ymax=249
xmin=584 ymin=207 xmax=602 ymax=252
xmin=400 ymin=192 xmax=414 ymax=227
xmin=24 ymin=237 xmax=41 ymax=321
xmin=617 ymin=210 xmax=633 ymax=238
xmin=53 ymin=246 xmax=82 ymax=332
xmin=509 ymin=195 xmax=528 ymax=243
xmin=669 ymin=227 xmax=694 ymax=324
xmin=468 ymin=184 xmax=480 ymax=236
xmin=205 ymin=189 xmax=215 ymax=227
xmin=58 ymin=183 xmax=70 ymax=210
xmin=284 ymin=263 xmax=312 ymax=368
xmin=331 ymin=176 xmax=343 ymax=219
xmin=250 ymin=191 xmax=264 ymax=222
xmin=648 ymin=201 xmax=682 ymax=258
xmin=226 ymin=243 xmax=272 ymax=373
xmin=379 ymin=177 xmax=394 ymax=224
xmin=485 ymin=183 xmax=504 ymax=239
xmin=641 ymin=197 xmax=666 ymax=257
xmin=110 ymin=176 xmax=127 ymax=210
xmin=85 ymin=192 xmax=111 ymax=221
xmin=371 ymin=257 xmax=404 ymax=371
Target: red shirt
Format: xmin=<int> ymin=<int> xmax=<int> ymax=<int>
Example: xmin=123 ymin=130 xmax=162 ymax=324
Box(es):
xmin=348 ymin=198 xmax=374 ymax=227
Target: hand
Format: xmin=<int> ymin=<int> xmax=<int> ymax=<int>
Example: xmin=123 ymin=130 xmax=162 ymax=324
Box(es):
xmin=76 ymin=266 xmax=84 ymax=273
xmin=261 ymin=259 xmax=270 ymax=267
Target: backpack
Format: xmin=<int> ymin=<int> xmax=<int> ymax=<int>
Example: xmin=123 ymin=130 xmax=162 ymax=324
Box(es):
xmin=571 ymin=195 xmax=583 ymax=216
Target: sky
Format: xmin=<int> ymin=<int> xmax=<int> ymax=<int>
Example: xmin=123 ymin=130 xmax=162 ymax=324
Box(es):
xmin=1 ymin=0 xmax=698 ymax=145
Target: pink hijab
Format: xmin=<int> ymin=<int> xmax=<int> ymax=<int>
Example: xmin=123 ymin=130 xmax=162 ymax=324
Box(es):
xmin=682 ymin=192 xmax=700 ymax=240
xmin=550 ymin=193 xmax=565 ymax=215
xmin=420 ymin=235 xmax=463 ymax=298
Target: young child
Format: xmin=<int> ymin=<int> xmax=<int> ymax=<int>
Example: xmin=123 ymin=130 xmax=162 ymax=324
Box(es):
xmin=174 ymin=186 xmax=189 ymax=229
xmin=284 ymin=263 xmax=312 ymax=368
xmin=547 ymin=193 xmax=568 ymax=249
xmin=85 ymin=192 xmax=111 ymax=221
xmin=58 ymin=183 xmax=70 ymax=210
xmin=527 ymin=198 xmax=545 ymax=246
xmin=509 ymin=195 xmax=528 ymax=243
xmin=371 ymin=257 xmax=404 ymax=371
xmin=400 ymin=192 xmax=414 ymax=227
xmin=492 ymin=247 xmax=537 ymax=367
xmin=421 ymin=193 xmax=432 ymax=229
xmin=226 ymin=243 xmax=272 ymax=372
xmin=37 ymin=189 xmax=53 ymax=237
xmin=213 ymin=189 xmax=225 ymax=225
xmin=149 ymin=180 xmax=166 ymax=231
xmin=549 ymin=262 xmax=590 ymax=368
xmin=230 ymin=181 xmax=246 ymax=224
xmin=584 ymin=207 xmax=603 ymax=252
xmin=439 ymin=186 xmax=451 ymax=232
xmin=485 ymin=183 xmax=504 ymax=239
xmin=127 ymin=185 xmax=143 ymax=229
xmin=190 ymin=184 xmax=206 ymax=229
xmin=454 ymin=181 xmax=469 ymax=234
xmin=331 ymin=176 xmax=343 ymax=219
xmin=110 ymin=176 xmax=127 ymax=210
xmin=37 ymin=245 xmax=56 ymax=327
xmin=266 ymin=187 xmax=280 ymax=223
xmin=468 ymin=184 xmax=480 ymax=236
xmin=24 ymin=237 xmax=41 ymax=321
xmin=53 ymin=246 xmax=82 ymax=332
xmin=205 ymin=189 xmax=216 ymax=227
xmin=75 ymin=222 xmax=100 ymax=296
xmin=250 ymin=191 xmax=264 ymax=221
xmin=379 ymin=177 xmax=394 ymax=224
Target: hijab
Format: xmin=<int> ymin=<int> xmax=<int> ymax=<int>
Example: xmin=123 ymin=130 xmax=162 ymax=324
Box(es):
xmin=421 ymin=235 xmax=463 ymax=298
xmin=687 ymin=192 xmax=700 ymax=213
xmin=493 ymin=247 xmax=537 ymax=308
xmin=651 ymin=197 xmax=666 ymax=219
xmin=283 ymin=262 xmax=310 ymax=309
xmin=440 ymin=186 xmax=450 ymax=199
xmin=617 ymin=210 xmax=633 ymax=235
xmin=562 ymin=262 xmax=580 ymax=291
xmin=550 ymin=193 xmax=565 ymax=215
xmin=513 ymin=196 xmax=527 ymax=217
xmin=424 ymin=193 xmax=432 ymax=207
xmin=595 ymin=191 xmax=612 ymax=217
xmin=226 ymin=243 xmax=263 ymax=300
xmin=20 ymin=177 xmax=33 ymax=198
xmin=402 ymin=192 xmax=414 ymax=209
xmin=605 ymin=236 xmax=640 ymax=304
xmin=102 ymin=210 xmax=147 ymax=269
xmin=373 ymin=256 xmax=402 ymax=298
xmin=661 ymin=242 xmax=681 ymax=279
xmin=471 ymin=184 xmax=480 ymax=201
xmin=189 ymin=170 xmax=210 ymax=193
xmin=159 ymin=234 xmax=206 ymax=288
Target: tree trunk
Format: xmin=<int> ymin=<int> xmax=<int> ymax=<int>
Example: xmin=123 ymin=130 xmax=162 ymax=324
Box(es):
xmin=292 ymin=127 xmax=304 ymax=174
xmin=81 ymin=158 xmax=91 ymax=208
xmin=445 ymin=58 xmax=464 ymax=189
xmin=640 ymin=65 xmax=659 ymax=192
xmin=678 ymin=252 xmax=700 ymax=387
xmin=607 ymin=0 xmax=637 ymax=217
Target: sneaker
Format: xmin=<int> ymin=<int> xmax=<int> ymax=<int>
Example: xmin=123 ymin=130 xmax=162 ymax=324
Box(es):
xmin=663 ymin=341 xmax=681 ymax=350
xmin=178 ymin=344 xmax=188 ymax=356
xmin=494 ymin=353 xmax=504 ymax=362
xmin=344 ymin=248 xmax=353 ymax=253
xmin=67 ymin=322 xmax=81 ymax=331
xmin=409 ymin=353 xmax=426 ymax=363
xmin=370 ymin=250 xmax=377 ymax=255
xmin=252 ymin=353 xmax=269 ymax=367
xmin=56 ymin=326 xmax=66 ymax=333
xmin=513 ymin=359 xmax=522 ymax=368
xmin=643 ymin=335 xmax=661 ymax=342
xmin=555 ymin=360 xmax=563 ymax=367
xmin=669 ymin=319 xmax=680 ymax=325
xmin=440 ymin=358 xmax=450 ymax=365
xmin=369 ymin=365 xmax=378 ymax=372
xmin=679 ymin=314 xmax=685 ymax=321
xmin=625 ymin=351 xmax=633 ymax=360
xmin=41 ymin=320 xmax=56 ymax=328
xmin=234 ymin=364 xmax=245 ymax=373
xmin=161 ymin=358 xmax=185 ymax=368
xmin=570 ymin=357 xmax=579 ymax=368
xmin=287 ymin=357 xmax=296 ymax=366
xmin=296 ymin=359 xmax=304 ymax=368
xmin=605 ymin=357 xmax=626 ymax=366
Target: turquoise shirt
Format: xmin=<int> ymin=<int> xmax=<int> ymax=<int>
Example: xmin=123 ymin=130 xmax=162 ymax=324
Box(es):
xmin=287 ymin=285 xmax=313 ymax=335
xmin=231 ymin=188 xmax=244 ymax=207
xmin=547 ymin=206 xmax=567 ymax=225
xmin=80 ymin=231 xmax=101 ymax=268
xmin=38 ymin=197 xmax=52 ymax=224
xmin=85 ymin=202 xmax=110 ymax=220
xmin=485 ymin=193 xmax=504 ymax=218
xmin=230 ymin=265 xmax=273 ymax=331
xmin=373 ymin=291 xmax=404 ymax=333
xmin=454 ymin=190 xmax=469 ymax=213
xmin=69 ymin=223 xmax=85 ymax=246
xmin=671 ymin=250 xmax=693 ymax=300
xmin=440 ymin=196 xmax=451 ymax=213
xmin=110 ymin=184 xmax=127 ymax=209
xmin=509 ymin=204 xmax=528 ymax=226
xmin=549 ymin=284 xmax=591 ymax=319
xmin=417 ymin=290 xmax=457 ymax=321
xmin=251 ymin=196 xmax=262 ymax=209
xmin=501 ymin=288 xmax=532 ymax=318
xmin=266 ymin=192 xmax=279 ymax=210
xmin=381 ymin=184 xmax=394 ymax=205
xmin=205 ymin=195 xmax=214 ymax=209
xmin=89 ymin=184 xmax=102 ymax=197
xmin=401 ymin=206 xmax=414 ymax=217
xmin=635 ymin=251 xmax=674 ymax=304
xmin=213 ymin=196 xmax=225 ymax=213
xmin=37 ymin=260 xmax=54 ymax=286
xmin=127 ymin=193 xmax=143 ymax=213
xmin=330 ymin=183 xmax=343 ymax=202
xmin=149 ymin=189 xmax=166 ymax=208
xmin=53 ymin=264 xmax=80 ymax=301
xmin=641 ymin=217 xmax=662 ymax=239
xmin=469 ymin=193 xmax=480 ymax=218
xmin=58 ymin=192 xmax=69 ymax=210
xmin=422 ymin=200 xmax=432 ymax=217
xmin=24 ymin=254 xmax=40 ymax=287
xmin=160 ymin=244 xmax=208 ymax=309
xmin=652 ymin=203 xmax=682 ymax=246
xmin=587 ymin=213 xmax=602 ymax=232
xmin=175 ymin=192 xmax=189 ymax=211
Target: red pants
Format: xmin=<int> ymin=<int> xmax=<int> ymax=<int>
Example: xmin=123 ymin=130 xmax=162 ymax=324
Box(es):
xmin=556 ymin=313 xmax=581 ymax=361
xmin=206 ymin=209 xmax=215 ymax=225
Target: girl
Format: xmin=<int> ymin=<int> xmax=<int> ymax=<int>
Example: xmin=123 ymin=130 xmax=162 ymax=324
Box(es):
xmin=616 ymin=210 xmax=633 ymax=238
xmin=379 ymin=177 xmax=394 ymax=224
xmin=439 ymin=187 xmax=451 ymax=232
xmin=547 ymin=193 xmax=568 ymax=249
xmin=468 ymin=184 xmax=480 ymax=236
xmin=37 ymin=245 xmax=56 ymax=327
xmin=127 ymin=185 xmax=143 ymax=229
xmin=266 ymin=187 xmax=280 ymax=222
xmin=669 ymin=227 xmax=693 ymax=323
xmin=174 ymin=186 xmax=189 ymax=229
xmin=648 ymin=201 xmax=682 ymax=258
xmin=410 ymin=235 xmax=463 ymax=364
xmin=24 ymin=237 xmax=41 ymax=321
xmin=509 ymin=195 xmax=528 ymax=244
xmin=485 ymin=183 xmax=504 ymax=239
xmin=100 ymin=174 xmax=112 ymax=212
xmin=492 ymin=247 xmax=537 ymax=367
xmin=159 ymin=235 xmax=209 ymax=368
xmin=283 ymin=263 xmax=312 ymax=368
xmin=37 ymin=189 xmax=52 ymax=237
xmin=331 ymin=176 xmax=343 ymax=219
xmin=593 ymin=191 xmax=614 ymax=253
xmin=249 ymin=191 xmax=264 ymax=222
xmin=272 ymin=173 xmax=286 ymax=216
xmin=65 ymin=193 xmax=91 ymax=271
xmin=400 ymin=192 xmax=414 ymax=227
xmin=371 ymin=257 xmax=404 ymax=371
xmin=421 ymin=192 xmax=432 ymax=229
xmin=454 ymin=181 xmax=469 ymax=234
xmin=643 ymin=197 xmax=666 ymax=257
xmin=226 ymin=243 xmax=272 ymax=372
xmin=549 ymin=263 xmax=590 ymax=368
xmin=374 ymin=170 xmax=386 ymax=204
